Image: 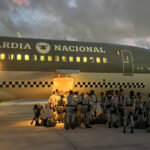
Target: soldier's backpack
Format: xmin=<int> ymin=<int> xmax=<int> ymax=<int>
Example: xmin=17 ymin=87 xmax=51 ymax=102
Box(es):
xmin=46 ymin=118 xmax=56 ymax=127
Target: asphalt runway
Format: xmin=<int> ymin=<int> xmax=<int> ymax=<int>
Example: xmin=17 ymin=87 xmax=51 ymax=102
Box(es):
xmin=0 ymin=100 xmax=150 ymax=150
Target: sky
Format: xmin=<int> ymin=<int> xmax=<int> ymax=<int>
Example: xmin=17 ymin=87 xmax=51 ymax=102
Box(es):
xmin=0 ymin=0 xmax=150 ymax=49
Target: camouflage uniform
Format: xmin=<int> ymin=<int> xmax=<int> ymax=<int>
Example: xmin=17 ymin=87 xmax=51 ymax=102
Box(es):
xmin=147 ymin=97 xmax=150 ymax=127
xmin=66 ymin=94 xmax=76 ymax=129
xmin=48 ymin=93 xmax=59 ymax=121
xmin=104 ymin=94 xmax=112 ymax=128
xmin=123 ymin=96 xmax=135 ymax=133
xmin=90 ymin=94 xmax=97 ymax=122
xmin=111 ymin=94 xmax=119 ymax=128
xmin=76 ymin=94 xmax=84 ymax=124
xmin=83 ymin=95 xmax=92 ymax=128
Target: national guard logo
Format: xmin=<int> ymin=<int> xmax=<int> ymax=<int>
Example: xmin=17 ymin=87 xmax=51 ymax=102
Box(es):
xmin=36 ymin=42 xmax=51 ymax=54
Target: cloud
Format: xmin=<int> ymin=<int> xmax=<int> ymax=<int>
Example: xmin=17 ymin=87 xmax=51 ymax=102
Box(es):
xmin=0 ymin=0 xmax=150 ymax=49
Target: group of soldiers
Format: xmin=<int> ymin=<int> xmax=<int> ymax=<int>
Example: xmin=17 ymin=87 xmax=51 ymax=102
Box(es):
xmin=31 ymin=88 xmax=150 ymax=133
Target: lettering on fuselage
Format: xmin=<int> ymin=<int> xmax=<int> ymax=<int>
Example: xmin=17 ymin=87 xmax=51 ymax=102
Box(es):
xmin=0 ymin=42 xmax=31 ymax=50
xmin=0 ymin=40 xmax=106 ymax=54
xmin=54 ymin=45 xmax=106 ymax=53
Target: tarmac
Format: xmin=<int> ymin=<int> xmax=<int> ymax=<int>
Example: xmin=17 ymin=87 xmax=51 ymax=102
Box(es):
xmin=0 ymin=99 xmax=150 ymax=150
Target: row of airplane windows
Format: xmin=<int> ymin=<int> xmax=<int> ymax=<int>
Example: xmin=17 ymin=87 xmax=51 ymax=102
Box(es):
xmin=0 ymin=53 xmax=108 ymax=64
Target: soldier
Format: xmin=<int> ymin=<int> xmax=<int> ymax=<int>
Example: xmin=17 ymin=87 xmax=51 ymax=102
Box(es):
xmin=123 ymin=91 xmax=135 ymax=133
xmin=75 ymin=91 xmax=84 ymax=125
xmin=83 ymin=93 xmax=92 ymax=128
xmin=31 ymin=104 xmax=41 ymax=126
xmin=146 ymin=94 xmax=150 ymax=127
xmin=89 ymin=90 xmax=97 ymax=124
xmin=118 ymin=89 xmax=125 ymax=126
xmin=57 ymin=95 xmax=66 ymax=123
xmin=104 ymin=91 xmax=112 ymax=128
xmin=66 ymin=90 xmax=76 ymax=129
xmin=111 ymin=90 xmax=119 ymax=128
xmin=31 ymin=104 xmax=47 ymax=126
xmin=135 ymin=92 xmax=147 ymax=129
xmin=48 ymin=91 xmax=58 ymax=121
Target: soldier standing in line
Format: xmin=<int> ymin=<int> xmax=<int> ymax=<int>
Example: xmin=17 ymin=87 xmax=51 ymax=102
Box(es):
xmin=123 ymin=91 xmax=135 ymax=133
xmin=89 ymin=90 xmax=97 ymax=124
xmin=135 ymin=92 xmax=147 ymax=128
xmin=146 ymin=94 xmax=150 ymax=127
xmin=118 ymin=89 xmax=126 ymax=126
xmin=66 ymin=90 xmax=76 ymax=129
xmin=104 ymin=91 xmax=112 ymax=128
xmin=83 ymin=93 xmax=92 ymax=128
xmin=99 ymin=92 xmax=105 ymax=114
xmin=75 ymin=91 xmax=84 ymax=125
xmin=111 ymin=90 xmax=119 ymax=128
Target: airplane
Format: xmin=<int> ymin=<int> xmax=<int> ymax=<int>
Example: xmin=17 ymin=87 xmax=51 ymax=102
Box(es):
xmin=0 ymin=36 xmax=150 ymax=101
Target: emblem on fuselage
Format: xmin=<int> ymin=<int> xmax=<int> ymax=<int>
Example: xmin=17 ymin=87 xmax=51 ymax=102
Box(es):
xmin=36 ymin=42 xmax=51 ymax=54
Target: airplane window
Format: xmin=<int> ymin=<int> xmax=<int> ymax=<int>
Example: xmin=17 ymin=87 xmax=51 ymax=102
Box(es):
xmin=17 ymin=54 xmax=22 ymax=61
xmin=40 ymin=55 xmax=45 ymax=61
xmin=90 ymin=57 xmax=94 ymax=63
xmin=83 ymin=57 xmax=87 ymax=63
xmin=62 ymin=56 xmax=67 ymax=62
xmin=24 ymin=55 xmax=30 ymax=61
xmin=8 ymin=54 xmax=14 ymax=60
xmin=96 ymin=57 xmax=101 ymax=63
xmin=33 ymin=55 xmax=37 ymax=61
xmin=0 ymin=53 xmax=5 ymax=60
xmin=55 ymin=56 xmax=59 ymax=62
xmin=69 ymin=56 xmax=74 ymax=62
xmin=103 ymin=57 xmax=107 ymax=63
xmin=48 ymin=56 xmax=52 ymax=62
xmin=76 ymin=57 xmax=80 ymax=63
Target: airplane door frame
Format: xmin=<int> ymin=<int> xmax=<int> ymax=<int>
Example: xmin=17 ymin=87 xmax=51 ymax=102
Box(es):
xmin=121 ymin=50 xmax=134 ymax=75
xmin=53 ymin=76 xmax=75 ymax=92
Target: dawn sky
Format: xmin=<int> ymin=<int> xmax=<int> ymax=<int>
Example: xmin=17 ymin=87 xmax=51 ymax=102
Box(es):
xmin=0 ymin=0 xmax=150 ymax=48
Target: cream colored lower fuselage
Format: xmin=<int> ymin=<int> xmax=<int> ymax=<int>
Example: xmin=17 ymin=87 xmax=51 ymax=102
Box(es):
xmin=0 ymin=71 xmax=149 ymax=101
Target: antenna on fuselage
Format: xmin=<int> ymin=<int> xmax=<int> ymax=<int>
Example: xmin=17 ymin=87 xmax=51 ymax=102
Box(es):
xmin=17 ymin=32 xmax=22 ymax=38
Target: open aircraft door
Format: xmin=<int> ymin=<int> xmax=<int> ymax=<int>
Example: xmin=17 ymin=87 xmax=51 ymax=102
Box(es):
xmin=53 ymin=77 xmax=74 ymax=92
xmin=121 ymin=50 xmax=134 ymax=75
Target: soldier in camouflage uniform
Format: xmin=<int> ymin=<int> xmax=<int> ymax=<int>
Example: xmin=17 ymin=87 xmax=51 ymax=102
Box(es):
xmin=66 ymin=90 xmax=76 ymax=129
xmin=111 ymin=90 xmax=119 ymax=128
xmin=83 ymin=93 xmax=92 ymax=128
xmin=104 ymin=91 xmax=113 ymax=128
xmin=123 ymin=91 xmax=135 ymax=133
xmin=89 ymin=90 xmax=97 ymax=124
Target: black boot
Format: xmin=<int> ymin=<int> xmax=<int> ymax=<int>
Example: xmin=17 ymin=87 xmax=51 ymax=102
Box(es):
xmin=123 ymin=126 xmax=126 ymax=133
xmin=85 ymin=124 xmax=92 ymax=128
xmin=109 ymin=122 xmax=111 ymax=128
xmin=114 ymin=123 xmax=118 ymax=128
xmin=71 ymin=124 xmax=75 ymax=129
xmin=131 ymin=127 xmax=134 ymax=133
xmin=35 ymin=121 xmax=40 ymax=126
